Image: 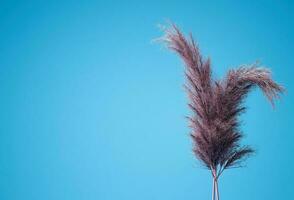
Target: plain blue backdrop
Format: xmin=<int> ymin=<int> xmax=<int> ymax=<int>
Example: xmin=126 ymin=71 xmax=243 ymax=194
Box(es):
xmin=0 ymin=1 xmax=293 ymax=199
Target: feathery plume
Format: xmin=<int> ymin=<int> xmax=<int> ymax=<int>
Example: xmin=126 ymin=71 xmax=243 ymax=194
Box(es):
xmin=160 ymin=24 xmax=284 ymax=200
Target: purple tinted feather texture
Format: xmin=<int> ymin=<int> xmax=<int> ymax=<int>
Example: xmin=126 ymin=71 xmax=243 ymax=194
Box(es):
xmin=161 ymin=24 xmax=284 ymax=175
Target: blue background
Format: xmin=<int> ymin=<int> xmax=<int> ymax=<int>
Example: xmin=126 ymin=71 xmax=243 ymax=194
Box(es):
xmin=0 ymin=1 xmax=293 ymax=199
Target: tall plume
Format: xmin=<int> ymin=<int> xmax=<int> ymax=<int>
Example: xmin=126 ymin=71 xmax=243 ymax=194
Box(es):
xmin=160 ymin=24 xmax=284 ymax=200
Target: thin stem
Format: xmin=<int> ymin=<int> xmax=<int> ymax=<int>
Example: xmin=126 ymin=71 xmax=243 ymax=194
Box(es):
xmin=212 ymin=176 xmax=216 ymax=200
xmin=215 ymin=178 xmax=220 ymax=200
xmin=211 ymin=168 xmax=217 ymax=200
xmin=217 ymin=167 xmax=225 ymax=179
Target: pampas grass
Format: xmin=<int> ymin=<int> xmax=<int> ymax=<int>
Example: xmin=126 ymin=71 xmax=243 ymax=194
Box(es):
xmin=160 ymin=24 xmax=284 ymax=200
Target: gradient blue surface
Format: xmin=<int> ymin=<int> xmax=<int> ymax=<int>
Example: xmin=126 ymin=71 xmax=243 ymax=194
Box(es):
xmin=0 ymin=1 xmax=293 ymax=199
